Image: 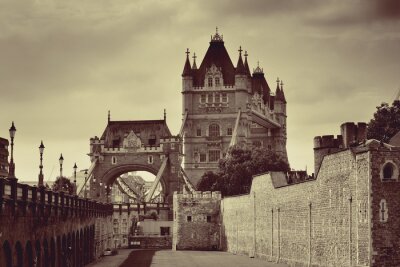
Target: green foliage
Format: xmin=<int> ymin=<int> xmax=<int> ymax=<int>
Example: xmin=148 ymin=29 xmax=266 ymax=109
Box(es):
xmin=367 ymin=100 xmax=400 ymax=143
xmin=197 ymin=145 xmax=290 ymax=196
xmin=52 ymin=176 xmax=75 ymax=195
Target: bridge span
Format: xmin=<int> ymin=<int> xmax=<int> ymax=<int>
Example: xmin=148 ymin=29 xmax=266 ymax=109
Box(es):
xmin=0 ymin=178 xmax=113 ymax=267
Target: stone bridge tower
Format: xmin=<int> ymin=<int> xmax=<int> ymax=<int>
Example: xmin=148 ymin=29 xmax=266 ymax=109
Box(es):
xmin=181 ymin=29 xmax=289 ymax=186
xmin=88 ymin=114 xmax=184 ymax=204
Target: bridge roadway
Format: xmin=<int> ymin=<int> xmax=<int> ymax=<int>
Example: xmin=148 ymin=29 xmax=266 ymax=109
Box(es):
xmin=89 ymin=249 xmax=289 ymax=267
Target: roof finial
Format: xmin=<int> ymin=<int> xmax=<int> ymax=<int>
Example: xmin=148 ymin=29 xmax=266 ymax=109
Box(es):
xmin=276 ymin=77 xmax=280 ymax=84
xmin=185 ymin=48 xmax=190 ymax=58
xmin=108 ymin=110 xmax=110 ymax=123
xmin=257 ymin=61 xmax=259 ymax=67
xmin=280 ymin=80 xmax=284 ymax=88
xmin=164 ymin=109 xmax=166 ymax=121
xmin=244 ymin=50 xmax=248 ymax=58
xmin=211 ymin=27 xmax=223 ymax=42
xmin=238 ymin=46 xmax=243 ymax=55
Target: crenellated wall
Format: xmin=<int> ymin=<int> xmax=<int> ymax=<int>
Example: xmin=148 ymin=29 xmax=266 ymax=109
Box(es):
xmin=221 ymin=146 xmax=400 ymax=266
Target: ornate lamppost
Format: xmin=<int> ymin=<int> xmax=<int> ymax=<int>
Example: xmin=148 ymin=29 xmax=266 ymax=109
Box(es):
xmin=38 ymin=141 xmax=45 ymax=187
xmin=8 ymin=122 xmax=17 ymax=181
xmin=73 ymin=163 xmax=77 ymax=195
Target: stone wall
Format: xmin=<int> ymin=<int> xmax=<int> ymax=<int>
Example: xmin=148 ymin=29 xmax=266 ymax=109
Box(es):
xmin=173 ymin=191 xmax=221 ymax=250
xmin=221 ymin=149 xmax=370 ymax=266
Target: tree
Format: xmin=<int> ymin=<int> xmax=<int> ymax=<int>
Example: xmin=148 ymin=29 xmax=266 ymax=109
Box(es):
xmin=367 ymin=100 xmax=400 ymax=143
xmin=197 ymin=145 xmax=290 ymax=196
xmin=52 ymin=176 xmax=75 ymax=195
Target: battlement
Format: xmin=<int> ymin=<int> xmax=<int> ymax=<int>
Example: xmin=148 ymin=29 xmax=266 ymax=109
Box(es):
xmin=313 ymin=135 xmax=343 ymax=149
xmin=102 ymin=144 xmax=164 ymax=153
xmin=174 ymin=190 xmax=222 ymax=200
xmin=90 ymin=136 xmax=104 ymax=145
xmin=314 ymin=122 xmax=367 ymax=150
xmin=160 ymin=137 xmax=181 ymax=143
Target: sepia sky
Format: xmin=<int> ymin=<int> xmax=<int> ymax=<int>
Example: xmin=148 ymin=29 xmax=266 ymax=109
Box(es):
xmin=0 ymin=0 xmax=399 ymax=182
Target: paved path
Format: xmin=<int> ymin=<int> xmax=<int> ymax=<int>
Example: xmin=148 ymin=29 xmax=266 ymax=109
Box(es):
xmin=89 ymin=249 xmax=288 ymax=267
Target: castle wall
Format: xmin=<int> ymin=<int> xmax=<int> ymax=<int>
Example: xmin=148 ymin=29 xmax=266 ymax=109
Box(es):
xmin=221 ymin=149 xmax=370 ymax=266
xmin=369 ymin=150 xmax=400 ymax=266
xmin=173 ymin=191 xmax=221 ymax=250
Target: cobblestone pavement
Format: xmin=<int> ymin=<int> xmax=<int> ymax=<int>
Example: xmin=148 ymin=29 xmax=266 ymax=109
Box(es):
xmin=89 ymin=249 xmax=289 ymax=267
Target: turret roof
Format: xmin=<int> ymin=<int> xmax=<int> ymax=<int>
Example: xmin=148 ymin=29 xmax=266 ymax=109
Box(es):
xmin=182 ymin=48 xmax=192 ymax=77
xmin=235 ymin=46 xmax=246 ymax=75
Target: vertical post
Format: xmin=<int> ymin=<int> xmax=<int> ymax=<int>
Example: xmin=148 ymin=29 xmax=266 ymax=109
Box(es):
xmin=252 ymin=191 xmax=256 ymax=258
xmin=349 ymin=196 xmax=352 ymax=267
xmin=236 ymin=210 xmax=239 ymax=254
xmin=277 ymin=207 xmax=280 ymax=263
xmin=271 ymin=208 xmax=274 ymax=259
xmin=309 ymin=202 xmax=312 ymax=267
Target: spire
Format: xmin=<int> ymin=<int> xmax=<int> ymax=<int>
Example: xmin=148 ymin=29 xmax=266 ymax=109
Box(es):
xmin=253 ymin=61 xmax=264 ymax=74
xmin=280 ymin=80 xmax=287 ymax=103
xmin=235 ymin=46 xmax=246 ymax=75
xmin=108 ymin=110 xmax=111 ymax=123
xmin=275 ymin=77 xmax=281 ymax=94
xmin=182 ymin=48 xmax=192 ymax=77
xmin=192 ymin=52 xmax=197 ymax=70
xmin=244 ymin=51 xmax=251 ymax=76
xmin=211 ymin=27 xmax=223 ymax=42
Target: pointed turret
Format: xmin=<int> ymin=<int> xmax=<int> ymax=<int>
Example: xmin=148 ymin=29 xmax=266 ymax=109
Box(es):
xmin=280 ymin=80 xmax=287 ymax=104
xmin=192 ymin=52 xmax=197 ymax=70
xmin=244 ymin=51 xmax=251 ymax=76
xmin=275 ymin=77 xmax=282 ymax=98
xmin=235 ymin=46 xmax=246 ymax=75
xmin=182 ymin=48 xmax=192 ymax=77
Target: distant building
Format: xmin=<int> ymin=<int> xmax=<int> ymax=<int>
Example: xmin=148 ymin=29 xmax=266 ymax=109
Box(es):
xmin=181 ymin=30 xmax=288 ymax=185
xmin=0 ymin=137 xmax=9 ymax=178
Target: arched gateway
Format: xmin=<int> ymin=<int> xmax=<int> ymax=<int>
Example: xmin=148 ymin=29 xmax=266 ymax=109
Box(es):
xmin=88 ymin=115 xmax=191 ymax=203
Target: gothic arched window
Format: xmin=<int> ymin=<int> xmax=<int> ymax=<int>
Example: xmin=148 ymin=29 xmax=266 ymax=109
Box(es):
xmin=209 ymin=124 xmax=220 ymax=137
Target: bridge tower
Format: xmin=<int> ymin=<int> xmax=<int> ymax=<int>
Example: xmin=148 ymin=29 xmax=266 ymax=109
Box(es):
xmin=87 ymin=114 xmax=186 ymax=204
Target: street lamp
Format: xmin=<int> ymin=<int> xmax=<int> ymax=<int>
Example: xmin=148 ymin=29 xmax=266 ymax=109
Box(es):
xmin=73 ymin=163 xmax=77 ymax=195
xmin=59 ymin=154 xmax=64 ymax=177
xmin=38 ymin=141 xmax=45 ymax=187
xmin=8 ymin=121 xmax=17 ymax=180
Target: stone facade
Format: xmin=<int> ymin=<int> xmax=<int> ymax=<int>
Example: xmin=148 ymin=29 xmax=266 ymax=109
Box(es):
xmin=173 ymin=191 xmax=221 ymax=250
xmin=220 ymin=143 xmax=400 ymax=267
xmin=0 ymin=178 xmax=113 ymax=267
xmin=88 ymin=118 xmax=183 ymax=203
xmin=0 ymin=137 xmax=9 ymax=178
xmin=181 ymin=30 xmax=288 ymax=186
xmin=111 ymin=202 xmax=171 ymax=248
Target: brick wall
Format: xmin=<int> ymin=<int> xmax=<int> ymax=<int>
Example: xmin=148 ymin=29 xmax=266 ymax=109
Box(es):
xmin=173 ymin=191 xmax=221 ymax=250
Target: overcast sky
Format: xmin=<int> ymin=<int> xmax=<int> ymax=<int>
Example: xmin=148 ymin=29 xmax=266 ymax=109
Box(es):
xmin=0 ymin=0 xmax=399 ymax=182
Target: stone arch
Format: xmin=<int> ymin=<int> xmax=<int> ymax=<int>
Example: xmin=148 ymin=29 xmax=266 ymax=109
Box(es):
xmin=56 ymin=236 xmax=61 ymax=267
xmin=43 ymin=239 xmax=49 ymax=267
xmin=50 ymin=238 xmax=56 ymax=267
xmin=79 ymin=229 xmax=84 ymax=266
xmin=71 ymin=232 xmax=76 ymax=267
xmin=25 ymin=241 xmax=34 ymax=267
xmin=67 ymin=233 xmax=72 ymax=267
xmin=15 ymin=241 xmax=23 ymax=267
xmin=100 ymin=163 xmax=167 ymax=198
xmin=3 ymin=240 xmax=12 ymax=267
xmin=380 ymin=160 xmax=399 ymax=180
xmin=35 ymin=240 xmax=41 ymax=267
xmin=61 ymin=235 xmax=67 ymax=267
